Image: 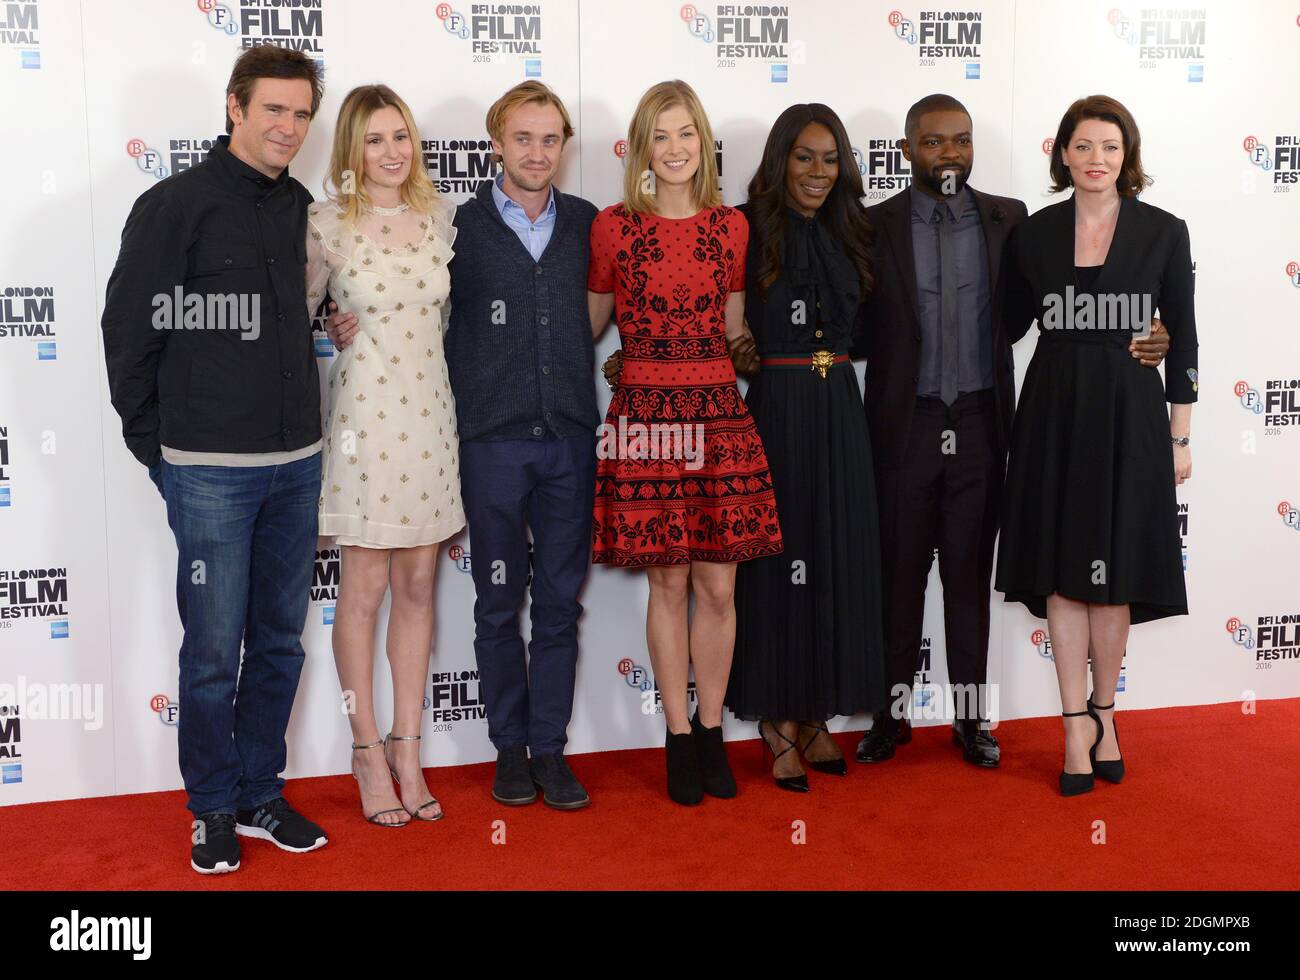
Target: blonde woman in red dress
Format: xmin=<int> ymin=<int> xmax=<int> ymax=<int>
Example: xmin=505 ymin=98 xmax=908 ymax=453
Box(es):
xmin=588 ymin=80 xmax=783 ymax=805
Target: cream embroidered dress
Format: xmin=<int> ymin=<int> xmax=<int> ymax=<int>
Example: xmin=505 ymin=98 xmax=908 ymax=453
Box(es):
xmin=306 ymin=198 xmax=465 ymax=548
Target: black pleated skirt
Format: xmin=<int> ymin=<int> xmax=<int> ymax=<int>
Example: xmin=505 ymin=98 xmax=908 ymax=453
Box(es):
xmin=995 ymin=335 xmax=1188 ymax=624
xmin=726 ymin=362 xmax=887 ymax=720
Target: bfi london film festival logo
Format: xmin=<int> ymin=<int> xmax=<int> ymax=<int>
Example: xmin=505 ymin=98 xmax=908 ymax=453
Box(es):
xmin=435 ymin=2 xmax=543 ymax=76
xmin=1177 ymin=502 xmax=1190 ymax=569
xmin=1227 ymin=614 xmax=1300 ymax=668
xmin=423 ymin=137 xmax=500 ymax=197
xmin=854 ymin=136 xmax=911 ymax=202
xmin=1 ymin=285 xmax=56 ymax=360
xmin=126 ymin=136 xmax=216 ymax=182
xmin=618 ymin=657 xmax=698 ymax=716
xmin=0 ymin=566 xmax=69 ymax=639
xmin=0 ymin=0 xmax=39 ymax=69
xmin=0 ymin=424 xmax=9 ymax=507
xmin=427 ymin=667 xmax=486 ymax=729
xmin=1242 ymin=134 xmax=1300 ymax=194
xmin=1 ymin=703 xmax=21 ymax=785
xmin=311 ymin=547 xmax=339 ymax=625
xmin=1235 ymin=377 xmax=1300 ymax=436
xmin=445 ymin=541 xmax=534 ymax=585
xmin=887 ymin=8 xmax=983 ymax=80
xmin=613 ymin=136 xmax=725 ymax=195
xmin=1278 ymin=500 xmax=1300 ymax=533
xmin=1030 ymin=629 xmax=1128 ymax=690
xmin=679 ymin=4 xmax=793 ymax=83
xmin=1106 ymin=7 xmax=1205 ymax=82
xmin=150 ymin=694 xmax=179 ymax=727
xmin=195 ymin=0 xmax=326 ymax=63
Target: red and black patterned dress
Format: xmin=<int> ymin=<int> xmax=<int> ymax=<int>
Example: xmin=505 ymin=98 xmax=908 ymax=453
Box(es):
xmin=588 ymin=203 xmax=783 ymax=566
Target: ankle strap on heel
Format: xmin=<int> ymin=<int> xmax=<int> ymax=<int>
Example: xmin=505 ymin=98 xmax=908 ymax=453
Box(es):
xmin=1089 ymin=699 xmax=1115 ymax=711
xmin=352 ymin=738 xmax=383 ymax=750
xmin=386 ymin=734 xmax=422 ymax=741
xmin=1062 ymin=709 xmax=1091 ymax=718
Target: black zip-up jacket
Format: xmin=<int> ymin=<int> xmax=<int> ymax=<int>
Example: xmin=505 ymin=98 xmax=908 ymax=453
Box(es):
xmin=101 ymin=135 xmax=319 ymax=467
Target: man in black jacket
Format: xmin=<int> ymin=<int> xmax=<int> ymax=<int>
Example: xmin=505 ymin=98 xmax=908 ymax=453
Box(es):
xmin=101 ymin=47 xmax=328 ymax=874
xmin=853 ymin=95 xmax=1168 ymax=767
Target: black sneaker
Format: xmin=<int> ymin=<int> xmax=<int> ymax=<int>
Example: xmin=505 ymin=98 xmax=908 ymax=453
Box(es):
xmin=529 ymin=753 xmax=591 ymax=810
xmin=191 ymin=812 xmax=240 ymax=875
xmin=235 ymin=797 xmax=328 ymax=853
xmin=492 ymin=746 xmax=537 ymax=806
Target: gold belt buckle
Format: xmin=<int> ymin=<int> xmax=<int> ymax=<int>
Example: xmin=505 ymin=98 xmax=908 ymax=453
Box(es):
xmin=810 ymin=350 xmax=834 ymax=379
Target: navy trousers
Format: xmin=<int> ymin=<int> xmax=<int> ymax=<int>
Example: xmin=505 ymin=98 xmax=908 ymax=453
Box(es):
xmin=459 ymin=434 xmax=595 ymax=755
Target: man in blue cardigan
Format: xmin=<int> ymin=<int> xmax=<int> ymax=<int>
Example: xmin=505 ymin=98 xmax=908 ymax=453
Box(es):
xmin=329 ymin=82 xmax=599 ymax=809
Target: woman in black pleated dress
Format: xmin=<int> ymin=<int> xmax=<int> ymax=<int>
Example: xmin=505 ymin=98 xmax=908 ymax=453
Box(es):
xmin=724 ymin=104 xmax=886 ymax=791
xmin=995 ymin=96 xmax=1196 ymax=796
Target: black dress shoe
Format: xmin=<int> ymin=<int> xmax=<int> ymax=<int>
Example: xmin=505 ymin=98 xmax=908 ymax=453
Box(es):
xmin=529 ymin=753 xmax=590 ymax=810
xmin=952 ymin=718 xmax=1001 ymax=768
xmin=492 ymin=746 xmax=537 ymax=805
xmin=855 ymin=713 xmax=909 ymax=763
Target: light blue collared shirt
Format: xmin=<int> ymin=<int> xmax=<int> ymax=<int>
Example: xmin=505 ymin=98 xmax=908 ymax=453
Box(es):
xmin=491 ymin=172 xmax=556 ymax=262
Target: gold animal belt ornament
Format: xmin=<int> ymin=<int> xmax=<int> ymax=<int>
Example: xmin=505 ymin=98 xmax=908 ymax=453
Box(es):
xmin=810 ymin=350 xmax=836 ymax=378
xmin=759 ymin=350 xmax=850 ymax=378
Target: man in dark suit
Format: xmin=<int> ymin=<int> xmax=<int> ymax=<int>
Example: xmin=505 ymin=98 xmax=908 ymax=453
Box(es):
xmin=852 ymin=94 xmax=1169 ymax=766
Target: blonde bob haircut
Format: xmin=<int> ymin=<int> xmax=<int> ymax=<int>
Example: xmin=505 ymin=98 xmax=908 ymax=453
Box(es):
xmin=622 ymin=79 xmax=721 ymax=215
xmin=325 ymin=84 xmax=439 ymax=226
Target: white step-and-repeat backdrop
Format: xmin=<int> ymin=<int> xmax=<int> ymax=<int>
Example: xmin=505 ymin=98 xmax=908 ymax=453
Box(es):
xmin=1 ymin=0 xmax=1297 ymax=805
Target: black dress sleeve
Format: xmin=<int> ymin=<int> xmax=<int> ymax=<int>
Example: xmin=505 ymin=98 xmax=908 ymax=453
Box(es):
xmin=1159 ymin=218 xmax=1198 ymax=404
xmin=1002 ymin=223 xmax=1037 ymax=346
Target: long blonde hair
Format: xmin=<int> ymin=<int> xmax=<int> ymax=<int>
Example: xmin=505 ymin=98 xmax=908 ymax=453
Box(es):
xmin=325 ymin=84 xmax=438 ymax=226
xmin=622 ymin=79 xmax=721 ymax=215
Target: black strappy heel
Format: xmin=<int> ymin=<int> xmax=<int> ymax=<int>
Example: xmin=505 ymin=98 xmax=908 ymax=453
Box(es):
xmin=759 ymin=720 xmax=809 ymax=793
xmin=1087 ymin=696 xmax=1125 ymax=784
xmin=797 ymin=720 xmax=848 ymax=776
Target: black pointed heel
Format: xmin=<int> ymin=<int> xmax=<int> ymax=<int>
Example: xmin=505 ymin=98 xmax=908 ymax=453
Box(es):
xmin=1088 ymin=696 xmax=1125 ymax=784
xmin=758 ymin=720 xmax=809 ymax=792
xmin=798 ymin=721 xmax=848 ymax=776
xmin=1059 ymin=709 xmax=1102 ymax=797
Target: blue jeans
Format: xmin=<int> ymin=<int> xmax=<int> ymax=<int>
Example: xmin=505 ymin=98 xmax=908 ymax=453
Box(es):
xmin=150 ymin=454 xmax=320 ymax=816
xmin=459 ymin=435 xmax=595 ymax=755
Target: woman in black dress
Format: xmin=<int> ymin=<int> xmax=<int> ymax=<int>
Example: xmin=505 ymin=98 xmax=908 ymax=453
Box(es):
xmin=724 ymin=104 xmax=886 ymax=790
xmin=996 ymin=95 xmax=1197 ymax=796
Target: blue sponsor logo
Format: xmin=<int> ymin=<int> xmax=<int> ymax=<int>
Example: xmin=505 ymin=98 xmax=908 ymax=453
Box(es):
xmin=0 ymin=488 xmax=10 ymax=507
xmin=524 ymin=58 xmax=541 ymax=77
xmin=322 ymin=604 xmax=335 ymax=625
xmin=313 ymin=335 xmax=335 ymax=358
xmin=37 ymin=342 xmax=56 ymax=360
xmin=21 ymin=50 xmax=39 ymax=69
xmin=2 ymin=764 xmax=21 ymax=784
xmin=1188 ymin=64 xmax=1203 ymax=83
xmin=50 ymin=619 xmax=69 ymax=639
xmin=770 ymin=63 xmax=788 ymax=83
xmin=965 ymin=62 xmax=980 ymax=80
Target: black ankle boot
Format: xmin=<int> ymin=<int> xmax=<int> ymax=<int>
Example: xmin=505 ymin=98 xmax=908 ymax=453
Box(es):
xmin=665 ymin=729 xmax=704 ymax=806
xmin=690 ymin=711 xmax=737 ymax=798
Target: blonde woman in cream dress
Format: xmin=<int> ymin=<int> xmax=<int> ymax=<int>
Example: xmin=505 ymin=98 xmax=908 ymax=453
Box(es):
xmin=306 ymin=84 xmax=463 ymax=827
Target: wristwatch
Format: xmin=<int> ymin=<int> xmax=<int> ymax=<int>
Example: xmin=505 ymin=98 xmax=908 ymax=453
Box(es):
xmin=1171 ymin=435 xmax=1190 ymax=447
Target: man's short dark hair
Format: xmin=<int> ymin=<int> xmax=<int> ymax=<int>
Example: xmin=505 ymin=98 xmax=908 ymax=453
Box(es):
xmin=904 ymin=94 xmax=971 ymax=143
xmin=225 ymin=46 xmax=324 ymax=134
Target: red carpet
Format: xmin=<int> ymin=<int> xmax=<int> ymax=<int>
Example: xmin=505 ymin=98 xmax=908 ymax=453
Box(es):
xmin=4 ymin=699 xmax=1297 ymax=890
